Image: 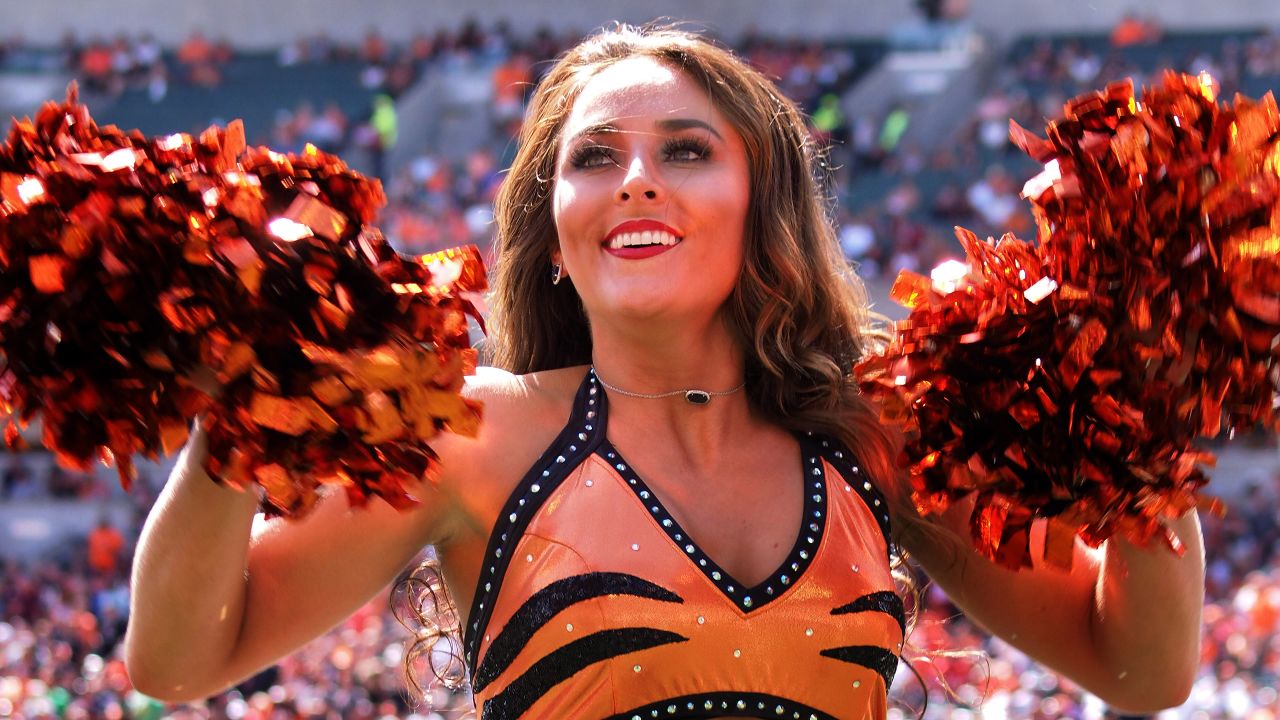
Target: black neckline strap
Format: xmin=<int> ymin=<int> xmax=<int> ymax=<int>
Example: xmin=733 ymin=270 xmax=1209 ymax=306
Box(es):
xmin=463 ymin=369 xmax=607 ymax=673
xmin=809 ymin=432 xmax=894 ymax=561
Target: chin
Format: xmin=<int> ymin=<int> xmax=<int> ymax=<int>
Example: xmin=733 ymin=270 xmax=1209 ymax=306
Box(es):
xmin=614 ymin=297 xmax=731 ymax=328
xmin=607 ymin=298 xmax=678 ymax=323
xmin=586 ymin=276 xmax=734 ymax=325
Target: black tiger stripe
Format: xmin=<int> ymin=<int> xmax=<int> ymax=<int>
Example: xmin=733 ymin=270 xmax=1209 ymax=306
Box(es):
xmin=831 ymin=590 xmax=906 ymax=635
xmin=473 ymin=572 xmax=683 ymax=693
xmin=480 ymin=628 xmax=689 ymax=720
xmin=819 ymin=645 xmax=900 ymax=686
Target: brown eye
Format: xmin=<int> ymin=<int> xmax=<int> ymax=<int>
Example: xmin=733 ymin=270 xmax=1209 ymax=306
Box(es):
xmin=663 ymin=137 xmax=712 ymax=162
xmin=568 ymin=144 xmax=616 ymax=169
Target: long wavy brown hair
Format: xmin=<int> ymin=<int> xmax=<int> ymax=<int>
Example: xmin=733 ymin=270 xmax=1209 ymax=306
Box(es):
xmin=396 ymin=22 xmax=933 ymax=708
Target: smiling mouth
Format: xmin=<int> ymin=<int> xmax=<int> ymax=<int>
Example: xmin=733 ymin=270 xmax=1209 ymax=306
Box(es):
xmin=605 ymin=230 xmax=682 ymax=249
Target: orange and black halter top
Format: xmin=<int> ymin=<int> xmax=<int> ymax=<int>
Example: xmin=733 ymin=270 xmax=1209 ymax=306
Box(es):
xmin=464 ymin=370 xmax=904 ymax=719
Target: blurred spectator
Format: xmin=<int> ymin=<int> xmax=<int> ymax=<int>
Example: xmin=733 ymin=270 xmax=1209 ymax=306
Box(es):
xmin=884 ymin=216 xmax=928 ymax=276
xmin=409 ymin=30 xmax=437 ymax=64
xmin=360 ymin=28 xmax=389 ymax=66
xmin=366 ymin=93 xmax=399 ymax=179
xmin=811 ymin=93 xmax=849 ymax=146
xmin=492 ymin=50 xmax=533 ymax=127
xmin=838 ymin=209 xmax=880 ymax=277
xmin=930 ymin=182 xmax=972 ymax=222
xmin=176 ymin=30 xmax=213 ymax=66
xmin=78 ymin=38 xmax=117 ymax=95
xmin=1111 ymin=12 xmax=1162 ymax=47
xmin=851 ymin=113 xmax=884 ymax=168
xmin=1 ymin=456 xmax=37 ymax=500
xmin=176 ymin=30 xmax=222 ymax=87
xmin=884 ymin=179 xmax=922 ymax=218
xmin=132 ymin=32 xmax=163 ymax=76
xmin=878 ymin=104 xmax=912 ymax=156
xmin=86 ymin=517 xmax=124 ymax=577
xmin=973 ymin=87 xmax=1013 ymax=151
xmin=145 ymin=62 xmax=170 ymax=103
xmin=1063 ymin=41 xmax=1103 ymax=85
xmin=308 ymin=102 xmax=350 ymax=154
xmin=966 ymin=165 xmax=1022 ymax=232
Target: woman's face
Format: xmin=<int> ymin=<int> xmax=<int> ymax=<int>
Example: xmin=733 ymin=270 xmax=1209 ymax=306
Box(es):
xmin=551 ymin=55 xmax=751 ymax=328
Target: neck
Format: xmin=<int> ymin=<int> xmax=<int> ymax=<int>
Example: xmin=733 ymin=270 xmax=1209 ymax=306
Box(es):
xmin=589 ymin=312 xmax=753 ymax=461
xmin=589 ymin=312 xmax=745 ymax=400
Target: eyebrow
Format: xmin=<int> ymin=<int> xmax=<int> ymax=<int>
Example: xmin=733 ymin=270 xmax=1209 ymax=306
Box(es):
xmin=566 ymin=117 xmax=724 ymax=146
xmin=656 ymin=118 xmax=724 ymax=140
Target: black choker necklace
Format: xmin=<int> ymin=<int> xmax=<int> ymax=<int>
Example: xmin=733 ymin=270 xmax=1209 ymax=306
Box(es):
xmin=591 ymin=366 xmax=746 ymax=405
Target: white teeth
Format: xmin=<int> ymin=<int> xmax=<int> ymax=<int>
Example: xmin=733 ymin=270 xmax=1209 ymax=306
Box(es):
xmin=607 ymin=231 xmax=681 ymax=249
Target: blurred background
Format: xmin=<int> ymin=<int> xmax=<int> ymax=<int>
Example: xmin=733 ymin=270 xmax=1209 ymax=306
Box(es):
xmin=2 ymin=0 xmax=1280 ymax=718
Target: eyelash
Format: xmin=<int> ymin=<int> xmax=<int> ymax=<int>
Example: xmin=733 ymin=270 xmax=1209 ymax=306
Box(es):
xmin=568 ymin=137 xmax=713 ymax=169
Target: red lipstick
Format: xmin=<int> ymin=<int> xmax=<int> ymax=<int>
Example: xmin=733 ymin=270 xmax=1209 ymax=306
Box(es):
xmin=602 ymin=219 xmax=683 ymax=244
xmin=602 ymin=219 xmax=683 ymax=260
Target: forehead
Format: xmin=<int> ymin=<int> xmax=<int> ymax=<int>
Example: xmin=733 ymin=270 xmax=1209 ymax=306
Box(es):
xmin=564 ymin=55 xmax=721 ymax=132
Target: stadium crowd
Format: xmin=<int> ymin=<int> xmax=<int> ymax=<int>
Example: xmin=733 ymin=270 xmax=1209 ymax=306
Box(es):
xmin=2 ymin=16 xmax=1280 ymax=720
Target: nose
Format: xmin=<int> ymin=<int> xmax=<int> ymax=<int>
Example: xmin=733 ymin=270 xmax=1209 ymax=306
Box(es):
xmin=615 ymin=156 xmax=662 ymax=203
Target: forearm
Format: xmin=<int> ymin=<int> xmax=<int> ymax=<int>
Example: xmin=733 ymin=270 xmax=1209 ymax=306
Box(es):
xmin=124 ymin=427 xmax=261 ymax=700
xmin=1089 ymin=509 xmax=1205 ymax=711
xmin=902 ymin=498 xmax=1205 ymax=713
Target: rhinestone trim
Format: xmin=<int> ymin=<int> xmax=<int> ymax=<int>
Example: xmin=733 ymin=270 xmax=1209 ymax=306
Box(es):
xmin=605 ymin=692 xmax=837 ymax=720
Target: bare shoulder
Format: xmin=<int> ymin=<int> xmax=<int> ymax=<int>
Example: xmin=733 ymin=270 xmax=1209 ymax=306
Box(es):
xmin=432 ymin=365 xmax=590 ymax=541
xmin=457 ymin=364 xmax=587 ymax=438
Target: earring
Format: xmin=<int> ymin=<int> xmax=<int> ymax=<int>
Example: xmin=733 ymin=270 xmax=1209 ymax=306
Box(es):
xmin=551 ymin=263 xmax=563 ymax=285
